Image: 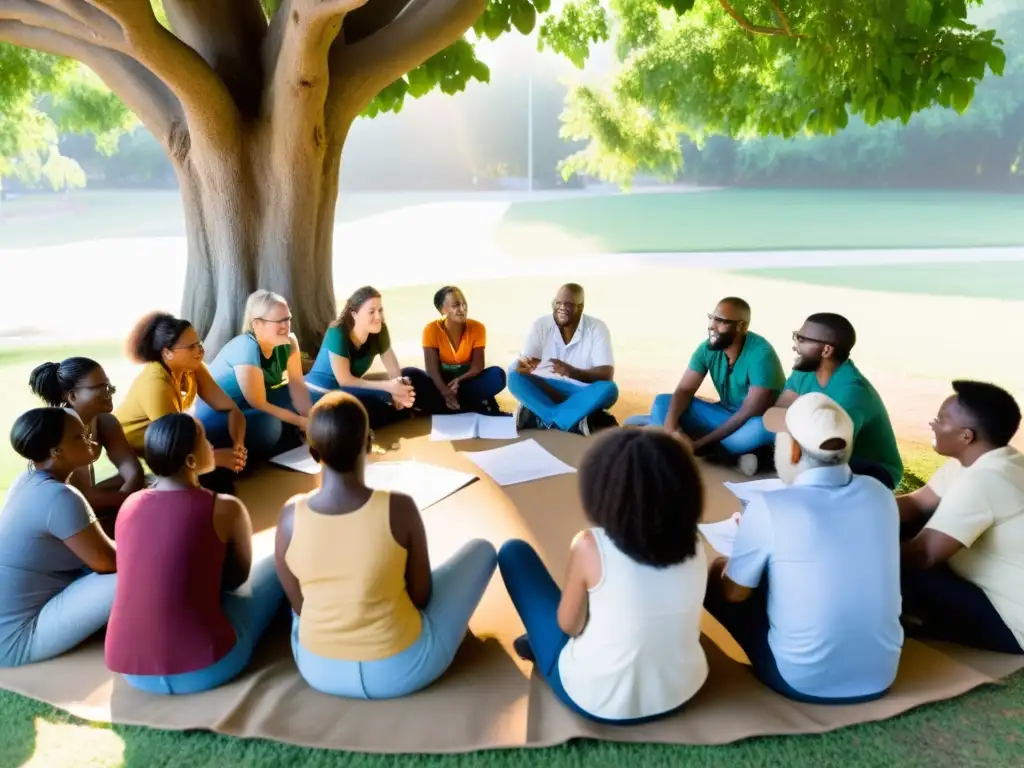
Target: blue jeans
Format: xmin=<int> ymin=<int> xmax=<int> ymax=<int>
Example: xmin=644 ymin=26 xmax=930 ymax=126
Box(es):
xmin=703 ymin=579 xmax=889 ymax=705
xmin=292 ymin=539 xmax=497 ymax=699
xmin=497 ymin=539 xmax=685 ymax=725
xmin=506 ymin=370 xmax=618 ymax=431
xmin=8 ymin=572 xmax=118 ymax=667
xmin=901 ymin=565 xmax=1023 ymax=654
xmin=196 ymin=385 xmax=302 ymax=460
xmin=650 ymin=395 xmax=774 ymax=456
xmin=121 ymin=554 xmax=285 ymax=695
xmin=306 ymin=367 xmax=434 ymax=430
xmin=416 ymin=366 xmax=507 ymax=414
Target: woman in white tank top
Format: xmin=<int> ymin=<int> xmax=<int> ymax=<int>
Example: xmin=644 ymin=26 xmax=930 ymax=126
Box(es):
xmin=497 ymin=428 xmax=709 ymax=724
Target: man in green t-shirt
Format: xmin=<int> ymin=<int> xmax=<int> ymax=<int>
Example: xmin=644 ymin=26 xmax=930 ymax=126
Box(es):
xmin=637 ymin=297 xmax=786 ymax=476
xmin=764 ymin=312 xmax=903 ymax=489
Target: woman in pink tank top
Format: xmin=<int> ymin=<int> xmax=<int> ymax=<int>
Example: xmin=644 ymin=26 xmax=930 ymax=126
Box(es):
xmin=105 ymin=413 xmax=284 ymax=694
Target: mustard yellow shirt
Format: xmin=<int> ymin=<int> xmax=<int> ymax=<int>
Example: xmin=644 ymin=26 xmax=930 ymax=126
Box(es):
xmin=286 ymin=490 xmax=422 ymax=661
xmin=926 ymin=447 xmax=1024 ymax=649
xmin=114 ymin=362 xmax=198 ymax=453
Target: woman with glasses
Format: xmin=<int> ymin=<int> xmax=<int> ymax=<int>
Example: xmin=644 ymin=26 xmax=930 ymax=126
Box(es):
xmin=196 ymin=290 xmax=313 ymax=462
xmin=29 ymin=358 xmax=144 ymax=517
xmin=116 ymin=312 xmax=248 ymax=480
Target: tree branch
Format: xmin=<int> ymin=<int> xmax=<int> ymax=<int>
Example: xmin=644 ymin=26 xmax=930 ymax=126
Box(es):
xmin=263 ymin=0 xmax=368 ymax=156
xmin=0 ymin=0 xmax=119 ymax=46
xmin=342 ymin=0 xmax=413 ymax=44
xmin=85 ymin=0 xmax=242 ymax=146
xmin=718 ymin=0 xmax=803 ymax=38
xmin=0 ymin=18 xmax=184 ymax=149
xmin=331 ymin=0 xmax=485 ymax=117
xmin=161 ymin=0 xmax=268 ymax=118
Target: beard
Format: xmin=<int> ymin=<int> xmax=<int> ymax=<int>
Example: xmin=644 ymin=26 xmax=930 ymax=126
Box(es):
xmin=708 ymin=330 xmax=736 ymax=351
xmin=792 ymin=353 xmax=821 ymax=372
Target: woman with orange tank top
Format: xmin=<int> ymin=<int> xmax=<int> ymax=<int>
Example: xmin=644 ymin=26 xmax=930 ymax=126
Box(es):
xmin=273 ymin=392 xmax=497 ymax=698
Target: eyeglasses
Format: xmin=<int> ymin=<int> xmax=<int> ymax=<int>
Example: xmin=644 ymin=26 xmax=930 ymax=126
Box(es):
xmin=707 ymin=314 xmax=739 ymax=325
xmin=258 ymin=316 xmax=292 ymax=325
xmin=792 ymin=331 xmax=830 ymax=345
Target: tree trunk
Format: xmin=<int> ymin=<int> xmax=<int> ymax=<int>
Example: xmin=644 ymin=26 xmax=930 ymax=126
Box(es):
xmin=176 ymin=126 xmax=342 ymax=358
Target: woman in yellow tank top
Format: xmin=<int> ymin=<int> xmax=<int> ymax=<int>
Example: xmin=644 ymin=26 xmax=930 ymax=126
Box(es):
xmin=273 ymin=392 xmax=497 ymax=699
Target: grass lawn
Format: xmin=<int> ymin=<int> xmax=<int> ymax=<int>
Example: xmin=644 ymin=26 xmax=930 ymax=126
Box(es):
xmin=736 ymin=261 xmax=1024 ymax=302
xmin=496 ymin=189 xmax=1024 ymax=253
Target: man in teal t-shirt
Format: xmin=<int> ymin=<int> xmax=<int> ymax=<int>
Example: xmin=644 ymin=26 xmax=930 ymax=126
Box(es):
xmin=768 ymin=312 xmax=903 ymax=489
xmin=640 ymin=297 xmax=785 ymax=476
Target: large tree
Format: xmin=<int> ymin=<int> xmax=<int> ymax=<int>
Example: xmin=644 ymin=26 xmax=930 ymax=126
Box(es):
xmin=0 ymin=0 xmax=1009 ymax=352
xmin=544 ymin=0 xmax=1009 ymax=185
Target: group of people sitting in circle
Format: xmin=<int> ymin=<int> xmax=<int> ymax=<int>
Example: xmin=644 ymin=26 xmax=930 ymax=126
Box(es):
xmin=0 ymin=280 xmax=1021 ymax=727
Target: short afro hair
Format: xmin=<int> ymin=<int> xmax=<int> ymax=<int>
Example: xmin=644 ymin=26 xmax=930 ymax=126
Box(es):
xmin=578 ymin=428 xmax=703 ymax=567
xmin=805 ymin=312 xmax=857 ymax=361
xmin=952 ymin=380 xmax=1021 ymax=447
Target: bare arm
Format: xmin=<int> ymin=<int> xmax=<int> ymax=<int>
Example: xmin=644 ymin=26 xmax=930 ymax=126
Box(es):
xmin=274 ymin=500 xmax=304 ymax=616
xmin=195 ymin=365 xmax=248 ymax=447
xmin=328 ymin=351 xmax=393 ymax=393
xmin=897 ymin=486 xmax=941 ymax=524
xmin=423 ymin=347 xmax=450 ymax=394
xmin=454 ymin=347 xmax=486 ymax=383
xmin=236 ymin=365 xmax=306 ymax=427
xmin=557 ymin=530 xmax=600 ymax=635
xmin=559 ymin=363 xmax=615 ymax=384
xmin=379 ymin=347 xmax=404 ymax=380
xmin=774 ymin=389 xmax=798 ymax=408
xmin=902 ymin=529 xmax=964 ymax=570
xmin=709 ymin=556 xmax=755 ymax=603
xmin=213 ymin=494 xmax=253 ymax=592
xmin=285 ymin=336 xmax=313 ymax=417
xmin=95 ymin=413 xmax=145 ymax=494
xmin=391 ymin=492 xmax=432 ymax=609
xmin=693 ymin=386 xmax=777 ymax=449
xmin=664 ymin=368 xmax=705 ymax=431
xmin=64 ymin=524 xmax=117 ymax=574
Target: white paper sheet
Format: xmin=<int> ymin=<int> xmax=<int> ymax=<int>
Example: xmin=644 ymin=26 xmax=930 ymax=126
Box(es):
xmin=698 ymin=517 xmax=740 ymax=557
xmin=269 ymin=445 xmax=477 ymax=510
xmin=269 ymin=444 xmax=320 ymax=474
xmin=723 ymin=477 xmax=785 ymax=503
xmin=461 ymin=438 xmax=576 ymax=487
xmin=429 ymin=414 xmax=518 ymax=442
xmin=365 ymin=461 xmax=478 ymax=511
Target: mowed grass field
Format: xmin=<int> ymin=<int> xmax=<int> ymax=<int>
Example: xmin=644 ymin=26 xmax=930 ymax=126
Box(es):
xmin=1 ymin=189 xmax=1024 ymax=766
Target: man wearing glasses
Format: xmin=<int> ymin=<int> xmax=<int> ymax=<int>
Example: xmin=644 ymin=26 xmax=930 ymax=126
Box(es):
xmin=633 ymin=297 xmax=784 ymax=476
xmin=765 ymin=313 xmax=902 ymax=489
xmin=508 ymin=283 xmax=617 ymax=436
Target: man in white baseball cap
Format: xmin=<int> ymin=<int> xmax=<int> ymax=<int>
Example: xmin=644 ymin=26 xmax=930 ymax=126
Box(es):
xmin=705 ymin=392 xmax=904 ymax=704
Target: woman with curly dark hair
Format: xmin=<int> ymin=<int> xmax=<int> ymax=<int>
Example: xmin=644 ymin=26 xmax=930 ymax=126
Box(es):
xmin=498 ymin=427 xmax=708 ymax=724
xmin=29 ymin=357 xmax=144 ymax=515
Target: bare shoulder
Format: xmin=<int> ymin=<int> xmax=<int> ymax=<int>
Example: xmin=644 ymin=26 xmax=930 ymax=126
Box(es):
xmin=213 ymin=492 xmax=248 ymax=519
xmin=389 ymin=491 xmax=419 ymax=518
xmin=288 ymin=333 xmax=301 ymax=352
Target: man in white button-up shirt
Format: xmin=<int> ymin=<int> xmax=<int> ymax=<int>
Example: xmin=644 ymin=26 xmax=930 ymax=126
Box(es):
xmin=508 ymin=283 xmax=618 ymax=435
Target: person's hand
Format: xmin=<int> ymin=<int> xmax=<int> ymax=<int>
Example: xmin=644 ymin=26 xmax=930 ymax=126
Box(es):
xmin=670 ymin=429 xmax=693 ymax=450
xmin=388 ymin=377 xmax=416 ymax=409
xmin=447 ymin=378 xmax=461 ymax=394
xmin=445 ymin=392 xmax=460 ymax=410
xmin=708 ymin=556 xmax=729 ymax=580
xmin=296 ymin=415 xmax=309 ymax=432
xmin=516 ymin=356 xmax=541 ymax=374
xmin=550 ymin=359 xmax=574 ymax=378
xmin=214 ymin=446 xmax=247 ymax=473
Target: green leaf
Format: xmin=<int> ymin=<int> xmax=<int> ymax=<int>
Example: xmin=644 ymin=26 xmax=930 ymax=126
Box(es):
xmin=951 ymin=79 xmax=975 ymax=114
xmin=987 ymin=47 xmax=1007 ymax=76
xmin=510 ymin=2 xmax=537 ymax=34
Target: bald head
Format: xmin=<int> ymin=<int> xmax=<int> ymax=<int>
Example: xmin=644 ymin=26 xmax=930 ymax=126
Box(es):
xmin=707 ymin=297 xmax=751 ymax=350
xmin=553 ymin=283 xmax=585 ymax=328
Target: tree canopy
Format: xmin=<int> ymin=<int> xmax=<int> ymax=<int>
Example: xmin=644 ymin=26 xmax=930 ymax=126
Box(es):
xmin=549 ymin=0 xmax=1010 ymax=185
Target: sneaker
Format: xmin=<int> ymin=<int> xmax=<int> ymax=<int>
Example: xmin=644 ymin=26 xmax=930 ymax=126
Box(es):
xmin=571 ymin=415 xmax=592 ymax=437
xmin=515 ymin=405 xmax=540 ymax=431
xmin=512 ymin=633 xmax=535 ymax=663
xmin=737 ymin=453 xmax=759 ymax=477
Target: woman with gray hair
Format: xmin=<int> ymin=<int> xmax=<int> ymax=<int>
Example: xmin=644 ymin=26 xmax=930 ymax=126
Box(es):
xmin=196 ymin=290 xmax=313 ymax=462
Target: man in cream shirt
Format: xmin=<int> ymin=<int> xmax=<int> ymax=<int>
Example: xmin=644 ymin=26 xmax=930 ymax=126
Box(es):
xmin=508 ymin=283 xmax=617 ymax=436
xmin=900 ymin=380 xmax=1024 ymax=654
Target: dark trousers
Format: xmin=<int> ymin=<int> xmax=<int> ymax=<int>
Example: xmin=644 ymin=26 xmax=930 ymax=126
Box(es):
xmin=703 ymin=581 xmax=889 ymax=705
xmin=308 ymin=367 xmax=433 ymax=430
xmin=414 ymin=366 xmax=507 ymax=415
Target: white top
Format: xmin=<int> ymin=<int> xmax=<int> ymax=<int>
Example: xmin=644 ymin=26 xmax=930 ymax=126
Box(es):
xmin=925 ymin=446 xmax=1024 ymax=649
xmin=726 ymin=465 xmax=903 ymax=699
xmin=557 ymin=527 xmax=709 ymax=720
xmin=518 ymin=314 xmax=614 ymax=386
